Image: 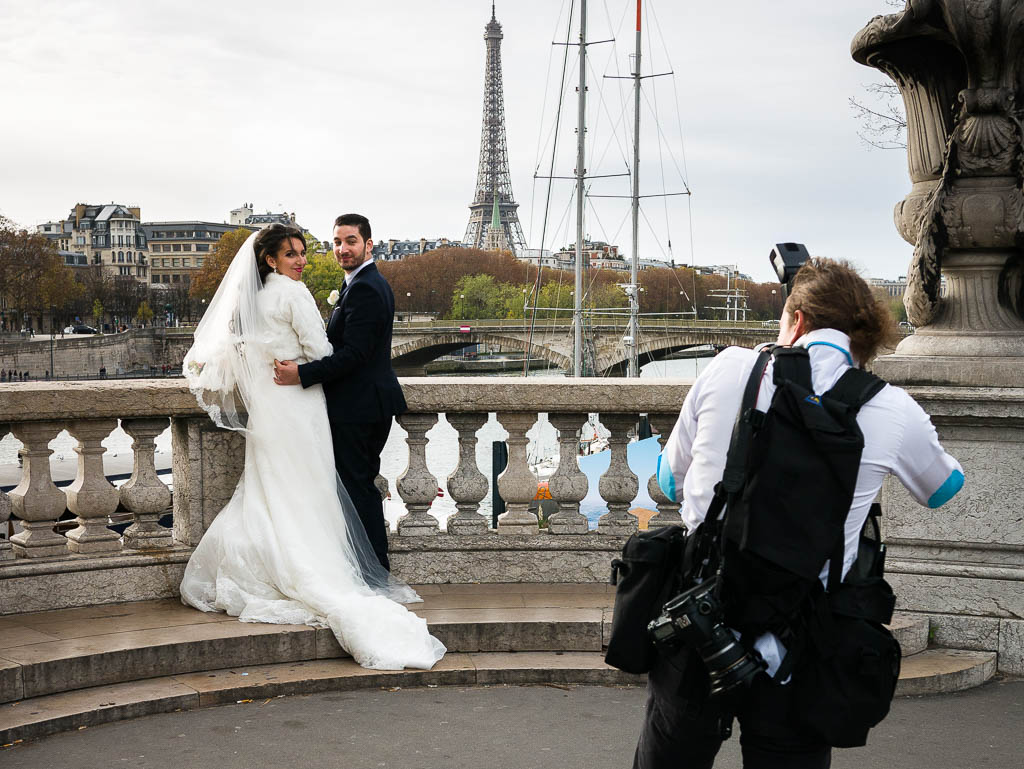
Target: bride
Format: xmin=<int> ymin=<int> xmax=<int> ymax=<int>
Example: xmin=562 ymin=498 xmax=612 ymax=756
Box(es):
xmin=180 ymin=224 xmax=445 ymax=671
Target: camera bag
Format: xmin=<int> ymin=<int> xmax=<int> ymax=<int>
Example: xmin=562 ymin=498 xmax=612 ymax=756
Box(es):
xmin=605 ymin=523 xmax=689 ymax=674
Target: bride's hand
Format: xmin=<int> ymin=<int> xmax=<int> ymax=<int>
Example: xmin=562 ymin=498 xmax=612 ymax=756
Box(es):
xmin=273 ymin=359 xmax=300 ymax=386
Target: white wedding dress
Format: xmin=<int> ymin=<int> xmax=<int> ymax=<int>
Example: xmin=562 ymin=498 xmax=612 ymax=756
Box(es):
xmin=180 ymin=268 xmax=445 ymax=671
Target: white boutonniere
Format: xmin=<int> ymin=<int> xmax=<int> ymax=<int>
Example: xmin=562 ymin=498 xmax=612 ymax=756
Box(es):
xmin=327 ymin=289 xmax=341 ymax=307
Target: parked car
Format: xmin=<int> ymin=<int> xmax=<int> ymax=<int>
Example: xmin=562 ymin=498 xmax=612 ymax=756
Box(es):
xmin=71 ymin=324 xmax=98 ymax=334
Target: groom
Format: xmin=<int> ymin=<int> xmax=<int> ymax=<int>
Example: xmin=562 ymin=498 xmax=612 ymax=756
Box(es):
xmin=274 ymin=213 xmax=406 ymax=571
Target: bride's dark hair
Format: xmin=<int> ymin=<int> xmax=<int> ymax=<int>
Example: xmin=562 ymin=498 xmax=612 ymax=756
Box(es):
xmin=253 ymin=223 xmax=305 ymax=283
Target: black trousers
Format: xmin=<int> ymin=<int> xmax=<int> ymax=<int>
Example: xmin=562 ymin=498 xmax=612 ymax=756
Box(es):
xmin=633 ymin=654 xmax=831 ymax=769
xmin=329 ymin=418 xmax=393 ymax=572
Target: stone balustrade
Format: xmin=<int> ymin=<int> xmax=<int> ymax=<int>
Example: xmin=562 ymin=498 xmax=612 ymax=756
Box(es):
xmin=0 ymin=377 xmax=691 ymax=613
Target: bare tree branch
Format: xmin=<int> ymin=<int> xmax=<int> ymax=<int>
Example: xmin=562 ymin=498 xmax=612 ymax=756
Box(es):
xmin=850 ymin=82 xmax=907 ymax=150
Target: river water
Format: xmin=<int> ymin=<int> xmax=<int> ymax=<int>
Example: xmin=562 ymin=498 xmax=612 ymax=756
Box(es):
xmin=0 ymin=357 xmax=707 ymax=528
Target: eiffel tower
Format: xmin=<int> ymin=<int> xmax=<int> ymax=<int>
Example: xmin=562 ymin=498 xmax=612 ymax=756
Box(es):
xmin=464 ymin=2 xmax=527 ymax=254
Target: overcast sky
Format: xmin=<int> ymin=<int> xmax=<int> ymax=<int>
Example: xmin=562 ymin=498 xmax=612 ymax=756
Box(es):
xmin=0 ymin=0 xmax=912 ymax=281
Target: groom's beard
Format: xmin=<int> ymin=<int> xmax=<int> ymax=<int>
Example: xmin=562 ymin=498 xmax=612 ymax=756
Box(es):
xmin=340 ymin=244 xmax=369 ymax=272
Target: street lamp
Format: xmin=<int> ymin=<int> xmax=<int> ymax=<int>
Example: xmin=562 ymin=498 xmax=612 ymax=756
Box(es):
xmin=460 ymin=293 xmax=465 ymax=320
xmin=49 ymin=307 xmax=55 ymax=380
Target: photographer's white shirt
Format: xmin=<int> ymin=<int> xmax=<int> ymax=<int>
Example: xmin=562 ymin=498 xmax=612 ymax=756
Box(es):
xmin=656 ymin=328 xmax=964 ymax=675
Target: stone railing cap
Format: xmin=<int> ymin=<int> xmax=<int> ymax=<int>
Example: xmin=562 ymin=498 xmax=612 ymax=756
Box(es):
xmin=0 ymin=377 xmax=695 ymax=422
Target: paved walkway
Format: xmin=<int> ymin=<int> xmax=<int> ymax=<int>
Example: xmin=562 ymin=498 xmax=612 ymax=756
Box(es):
xmin=2 ymin=677 xmax=1021 ymax=769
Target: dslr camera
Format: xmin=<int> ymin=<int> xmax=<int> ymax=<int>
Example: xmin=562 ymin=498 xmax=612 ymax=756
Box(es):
xmin=648 ymin=577 xmax=765 ymax=697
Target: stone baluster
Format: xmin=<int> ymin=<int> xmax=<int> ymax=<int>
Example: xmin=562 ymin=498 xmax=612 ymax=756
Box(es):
xmin=8 ymin=422 xmax=69 ymax=558
xmin=374 ymin=474 xmax=390 ymax=502
xmin=0 ymin=489 xmax=9 ymax=560
xmin=0 ymin=436 xmax=10 ymax=560
xmin=546 ymin=413 xmax=589 ymax=535
xmin=496 ymin=412 xmax=539 ymax=535
xmin=445 ymin=412 xmax=489 ymax=535
xmin=64 ymin=419 xmax=122 ymax=553
xmin=120 ymin=419 xmax=172 ymax=549
xmin=396 ymin=413 xmax=440 ymax=536
xmin=645 ymin=413 xmax=684 ymax=528
xmin=0 ymin=423 xmax=8 ymax=561
xmin=596 ymin=414 xmax=639 ymax=536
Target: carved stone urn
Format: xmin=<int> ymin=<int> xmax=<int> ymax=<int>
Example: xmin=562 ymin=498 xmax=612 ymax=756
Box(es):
xmin=852 ymin=0 xmax=1024 ymax=386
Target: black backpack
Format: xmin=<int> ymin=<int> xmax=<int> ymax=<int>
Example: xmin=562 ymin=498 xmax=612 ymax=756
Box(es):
xmin=715 ymin=346 xmax=900 ymax=748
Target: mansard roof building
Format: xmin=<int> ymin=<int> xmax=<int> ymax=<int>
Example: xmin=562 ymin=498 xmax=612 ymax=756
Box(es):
xmin=372 ymin=238 xmax=465 ymax=262
xmin=38 ymin=203 xmax=149 ymax=284
xmin=142 ymin=221 xmax=257 ymax=288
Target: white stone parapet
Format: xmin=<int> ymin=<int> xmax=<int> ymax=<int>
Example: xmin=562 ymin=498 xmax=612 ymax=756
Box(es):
xmin=0 ymin=377 xmax=693 ymax=611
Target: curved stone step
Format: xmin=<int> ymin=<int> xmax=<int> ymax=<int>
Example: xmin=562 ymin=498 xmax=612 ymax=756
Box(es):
xmin=0 ymin=647 xmax=1001 ymax=745
xmin=895 ymin=649 xmax=996 ymax=697
xmin=888 ymin=613 xmax=929 ymax=657
xmin=0 ymin=652 xmax=643 ymax=745
xmin=0 ymin=586 xmax=613 ymax=703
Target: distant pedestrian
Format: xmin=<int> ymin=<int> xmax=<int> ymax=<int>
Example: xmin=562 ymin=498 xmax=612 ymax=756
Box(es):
xmin=1 ymin=369 xmax=5 ymax=382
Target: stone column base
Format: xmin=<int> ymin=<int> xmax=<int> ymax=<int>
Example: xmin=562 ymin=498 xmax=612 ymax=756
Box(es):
xmin=66 ymin=523 xmax=121 ymax=554
xmin=446 ymin=515 xmax=488 ymax=535
xmin=873 ymin=354 xmax=1024 ymax=388
xmin=10 ymin=523 xmax=67 ymax=558
xmin=548 ymin=517 xmax=589 ymax=535
xmin=397 ymin=514 xmax=441 ymax=536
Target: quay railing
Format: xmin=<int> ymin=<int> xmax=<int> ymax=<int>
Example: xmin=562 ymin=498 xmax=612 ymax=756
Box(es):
xmin=0 ymin=378 xmax=692 ymax=610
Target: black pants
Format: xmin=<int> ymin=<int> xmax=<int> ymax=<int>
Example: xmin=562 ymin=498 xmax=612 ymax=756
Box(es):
xmin=633 ymin=654 xmax=831 ymax=769
xmin=329 ymin=418 xmax=393 ymax=572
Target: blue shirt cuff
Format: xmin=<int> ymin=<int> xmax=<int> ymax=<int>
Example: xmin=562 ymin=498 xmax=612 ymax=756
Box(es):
xmin=927 ymin=469 xmax=964 ymax=508
xmin=657 ymin=453 xmax=677 ymax=503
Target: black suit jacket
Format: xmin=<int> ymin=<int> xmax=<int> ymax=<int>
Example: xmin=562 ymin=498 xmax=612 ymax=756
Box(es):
xmin=298 ymin=262 xmax=407 ymax=423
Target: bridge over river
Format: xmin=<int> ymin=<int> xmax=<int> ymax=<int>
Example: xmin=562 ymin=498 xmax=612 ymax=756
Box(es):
xmin=391 ymin=319 xmax=780 ymax=375
xmin=0 ymin=321 xmax=783 ymax=379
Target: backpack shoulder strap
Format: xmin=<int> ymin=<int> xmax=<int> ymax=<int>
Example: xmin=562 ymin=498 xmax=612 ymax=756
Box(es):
xmin=721 ymin=348 xmax=773 ymax=494
xmin=825 ymin=368 xmax=886 ymax=411
xmin=771 ymin=346 xmax=812 ymax=391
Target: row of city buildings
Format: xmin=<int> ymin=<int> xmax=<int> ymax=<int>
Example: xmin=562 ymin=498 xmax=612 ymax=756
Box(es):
xmin=35 ymin=200 xmax=707 ymax=294
xmin=35 ymin=203 xmax=301 ymax=289
xmin=38 ymin=201 xmax=922 ymax=300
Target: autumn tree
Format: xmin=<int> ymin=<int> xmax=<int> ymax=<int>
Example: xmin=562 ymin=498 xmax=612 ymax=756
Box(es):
xmin=301 ymin=234 xmax=344 ymax=315
xmin=35 ymin=259 xmax=84 ymax=330
xmin=135 ymin=300 xmax=154 ymax=326
xmin=108 ymin=276 xmax=149 ymax=327
xmin=0 ymin=216 xmax=82 ymax=330
xmin=189 ymin=228 xmax=254 ymax=302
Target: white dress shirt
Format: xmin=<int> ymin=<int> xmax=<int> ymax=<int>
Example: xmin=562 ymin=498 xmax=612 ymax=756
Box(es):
xmin=344 ymin=257 xmax=375 ymax=286
xmin=657 ymin=328 xmax=964 ymax=676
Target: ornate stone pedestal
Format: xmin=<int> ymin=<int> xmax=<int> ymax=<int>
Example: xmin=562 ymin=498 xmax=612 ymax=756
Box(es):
xmin=854 ymin=0 xmax=1024 ymax=675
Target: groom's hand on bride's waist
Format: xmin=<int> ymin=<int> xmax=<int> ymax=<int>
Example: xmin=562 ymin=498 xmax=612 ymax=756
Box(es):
xmin=273 ymin=359 xmax=300 ymax=386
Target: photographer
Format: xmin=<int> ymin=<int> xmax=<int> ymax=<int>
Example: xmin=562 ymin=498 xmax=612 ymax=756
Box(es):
xmin=634 ymin=257 xmax=964 ymax=769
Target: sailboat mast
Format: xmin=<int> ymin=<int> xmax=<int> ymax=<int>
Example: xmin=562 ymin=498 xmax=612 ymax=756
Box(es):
xmin=573 ymin=0 xmax=587 ymax=378
xmin=628 ymin=0 xmax=642 ymax=378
